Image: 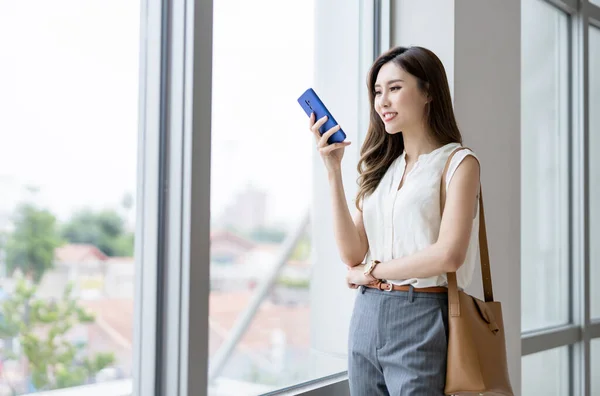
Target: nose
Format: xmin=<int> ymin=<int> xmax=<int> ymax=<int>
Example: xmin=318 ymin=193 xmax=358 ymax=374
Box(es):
xmin=378 ymin=92 xmax=391 ymax=111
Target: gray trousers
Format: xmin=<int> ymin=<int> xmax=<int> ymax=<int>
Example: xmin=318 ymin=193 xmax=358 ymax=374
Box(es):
xmin=348 ymin=285 xmax=449 ymax=396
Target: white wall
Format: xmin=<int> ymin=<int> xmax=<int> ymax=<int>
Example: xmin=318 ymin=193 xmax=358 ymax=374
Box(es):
xmin=393 ymin=0 xmax=455 ymax=97
xmin=393 ymin=0 xmax=522 ymax=393
xmin=453 ymin=2 xmax=521 ymax=393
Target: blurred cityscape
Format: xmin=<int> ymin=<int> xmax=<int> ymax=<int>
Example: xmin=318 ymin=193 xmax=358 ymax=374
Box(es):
xmin=0 ymin=182 xmax=311 ymax=395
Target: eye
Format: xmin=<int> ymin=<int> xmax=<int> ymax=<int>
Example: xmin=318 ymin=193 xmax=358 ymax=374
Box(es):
xmin=374 ymin=90 xmax=381 ymax=96
xmin=390 ymin=86 xmax=401 ymax=91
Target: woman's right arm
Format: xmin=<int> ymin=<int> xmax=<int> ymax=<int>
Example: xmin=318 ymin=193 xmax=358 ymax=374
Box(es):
xmin=327 ymin=169 xmax=369 ymax=266
xmin=309 ymin=113 xmax=369 ymax=267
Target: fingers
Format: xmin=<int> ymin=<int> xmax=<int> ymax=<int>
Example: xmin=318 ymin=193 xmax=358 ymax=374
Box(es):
xmin=317 ymin=124 xmax=342 ymax=148
xmin=308 ymin=114 xmax=350 ymax=156
xmin=318 ymin=141 xmax=351 ymax=156
xmin=309 ymin=115 xmax=329 ymax=142
xmin=346 ymin=272 xmax=359 ymax=289
xmin=308 ymin=112 xmax=316 ymax=128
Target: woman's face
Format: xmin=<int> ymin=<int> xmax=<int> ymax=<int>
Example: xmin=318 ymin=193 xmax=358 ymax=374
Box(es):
xmin=373 ymin=62 xmax=430 ymax=135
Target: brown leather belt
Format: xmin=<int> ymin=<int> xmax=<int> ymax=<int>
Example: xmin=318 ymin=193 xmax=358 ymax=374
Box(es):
xmin=364 ymin=281 xmax=448 ymax=293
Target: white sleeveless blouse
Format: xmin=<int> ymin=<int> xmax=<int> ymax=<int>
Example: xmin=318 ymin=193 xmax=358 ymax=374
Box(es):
xmin=361 ymin=142 xmax=479 ymax=289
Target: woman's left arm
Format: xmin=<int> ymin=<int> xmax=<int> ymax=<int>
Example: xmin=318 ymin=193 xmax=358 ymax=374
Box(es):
xmin=367 ymin=155 xmax=481 ymax=281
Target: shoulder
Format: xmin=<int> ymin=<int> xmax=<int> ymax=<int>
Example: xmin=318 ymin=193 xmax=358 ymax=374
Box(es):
xmin=454 ymin=155 xmax=480 ymax=178
xmin=446 ymin=148 xmax=480 ymax=188
xmin=450 ymin=147 xmax=479 ymax=165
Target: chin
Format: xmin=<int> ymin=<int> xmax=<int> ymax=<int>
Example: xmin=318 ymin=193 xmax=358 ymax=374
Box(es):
xmin=384 ymin=124 xmax=402 ymax=135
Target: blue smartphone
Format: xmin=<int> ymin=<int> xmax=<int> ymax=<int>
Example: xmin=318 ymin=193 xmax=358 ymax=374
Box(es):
xmin=297 ymin=88 xmax=347 ymax=144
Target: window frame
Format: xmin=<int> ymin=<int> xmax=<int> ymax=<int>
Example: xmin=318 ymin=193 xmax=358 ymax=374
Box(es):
xmin=520 ymin=1 xmax=600 ymax=395
xmin=133 ymin=0 xmax=385 ymax=395
xmin=134 ymin=0 xmax=212 ymax=394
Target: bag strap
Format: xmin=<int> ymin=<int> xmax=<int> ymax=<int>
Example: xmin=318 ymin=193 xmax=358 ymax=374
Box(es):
xmin=440 ymin=147 xmax=494 ymax=318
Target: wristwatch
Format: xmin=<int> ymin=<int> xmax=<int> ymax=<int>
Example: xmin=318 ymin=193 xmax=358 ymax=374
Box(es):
xmin=363 ymin=259 xmax=381 ymax=280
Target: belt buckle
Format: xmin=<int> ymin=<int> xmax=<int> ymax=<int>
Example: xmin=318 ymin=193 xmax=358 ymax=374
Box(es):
xmin=382 ymin=282 xmax=393 ymax=292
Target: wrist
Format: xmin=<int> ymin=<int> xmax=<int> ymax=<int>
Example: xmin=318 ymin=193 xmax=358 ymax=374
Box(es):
xmin=327 ymin=167 xmax=342 ymax=180
xmin=363 ymin=259 xmax=381 ymax=280
xmin=370 ymin=264 xmax=381 ymax=280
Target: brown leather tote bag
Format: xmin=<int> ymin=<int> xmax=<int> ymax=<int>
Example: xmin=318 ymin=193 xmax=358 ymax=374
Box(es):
xmin=441 ymin=147 xmax=514 ymax=396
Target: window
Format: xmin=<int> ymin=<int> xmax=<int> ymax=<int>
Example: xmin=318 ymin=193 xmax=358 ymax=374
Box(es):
xmin=521 ymin=0 xmax=570 ymax=332
xmin=0 ymin=0 xmax=374 ymax=394
xmin=592 ymin=339 xmax=600 ymax=395
xmin=522 ymin=347 xmax=570 ymax=396
xmin=207 ymin=0 xmax=372 ymax=394
xmin=209 ymin=1 xmax=319 ymax=390
xmin=521 ymin=1 xmax=600 ymax=394
xmin=590 ymin=26 xmax=600 ymax=320
xmin=0 ymin=0 xmax=139 ymax=394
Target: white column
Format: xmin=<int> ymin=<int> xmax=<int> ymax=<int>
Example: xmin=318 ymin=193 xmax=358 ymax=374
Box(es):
xmin=393 ymin=0 xmax=522 ymax=393
xmin=453 ymin=2 xmax=521 ymax=393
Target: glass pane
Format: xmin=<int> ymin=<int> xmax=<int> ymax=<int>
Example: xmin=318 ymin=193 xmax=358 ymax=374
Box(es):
xmin=521 ymin=0 xmax=570 ymax=332
xmin=590 ymin=0 xmax=600 ymax=8
xmin=209 ymin=0 xmax=347 ymax=394
xmin=590 ymin=27 xmax=600 ymax=319
xmin=592 ymin=338 xmax=600 ymax=396
xmin=0 ymin=0 xmax=139 ymax=394
xmin=522 ymin=347 xmax=570 ymax=396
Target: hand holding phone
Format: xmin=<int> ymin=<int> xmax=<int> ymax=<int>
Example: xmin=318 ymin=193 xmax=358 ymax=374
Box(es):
xmin=297 ymin=88 xmax=347 ymax=144
xmin=298 ymin=88 xmax=351 ymax=173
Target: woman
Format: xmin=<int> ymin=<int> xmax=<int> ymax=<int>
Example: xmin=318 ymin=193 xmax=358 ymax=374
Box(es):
xmin=308 ymin=46 xmax=481 ymax=395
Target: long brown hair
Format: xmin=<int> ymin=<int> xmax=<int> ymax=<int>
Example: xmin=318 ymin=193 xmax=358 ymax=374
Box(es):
xmin=355 ymin=46 xmax=463 ymax=211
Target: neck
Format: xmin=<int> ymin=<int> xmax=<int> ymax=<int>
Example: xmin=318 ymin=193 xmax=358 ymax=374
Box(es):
xmin=401 ymin=125 xmax=441 ymax=162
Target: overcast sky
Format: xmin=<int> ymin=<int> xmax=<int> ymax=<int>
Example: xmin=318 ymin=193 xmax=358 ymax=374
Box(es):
xmin=0 ymin=0 xmax=315 ymax=229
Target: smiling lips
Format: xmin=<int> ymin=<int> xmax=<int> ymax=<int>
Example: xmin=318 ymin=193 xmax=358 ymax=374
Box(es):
xmin=382 ymin=112 xmax=398 ymax=122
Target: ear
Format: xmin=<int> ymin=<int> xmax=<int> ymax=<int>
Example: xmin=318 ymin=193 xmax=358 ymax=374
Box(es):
xmin=423 ymin=83 xmax=432 ymax=103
